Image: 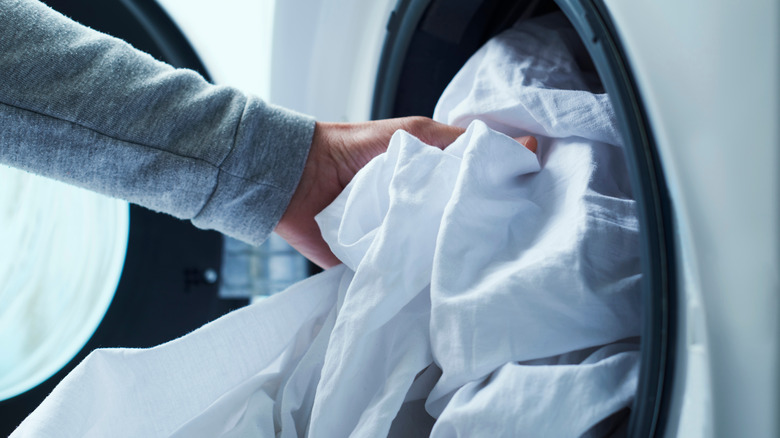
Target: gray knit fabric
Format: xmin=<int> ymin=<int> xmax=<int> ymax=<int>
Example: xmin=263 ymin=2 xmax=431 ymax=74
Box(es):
xmin=0 ymin=0 xmax=316 ymax=245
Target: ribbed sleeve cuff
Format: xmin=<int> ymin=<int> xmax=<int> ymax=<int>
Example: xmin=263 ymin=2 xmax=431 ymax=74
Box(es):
xmin=191 ymin=98 xmax=316 ymax=245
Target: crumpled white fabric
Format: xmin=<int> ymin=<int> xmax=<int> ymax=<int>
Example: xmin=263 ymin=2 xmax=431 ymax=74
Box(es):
xmin=13 ymin=12 xmax=641 ymax=438
xmin=311 ymin=121 xmax=542 ymax=438
xmin=12 ymin=264 xmax=346 ymax=437
xmin=425 ymin=16 xmax=641 ymax=435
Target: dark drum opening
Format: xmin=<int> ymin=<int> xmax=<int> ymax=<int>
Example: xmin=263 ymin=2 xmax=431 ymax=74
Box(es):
xmin=373 ymin=1 xmax=676 ymax=436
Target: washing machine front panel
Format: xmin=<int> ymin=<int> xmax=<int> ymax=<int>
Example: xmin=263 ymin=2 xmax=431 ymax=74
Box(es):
xmin=602 ymin=0 xmax=780 ymax=436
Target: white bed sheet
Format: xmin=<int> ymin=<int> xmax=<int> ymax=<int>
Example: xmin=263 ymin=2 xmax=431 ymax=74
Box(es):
xmin=13 ymin=12 xmax=641 ymax=438
xmin=425 ymin=15 xmax=642 ymax=435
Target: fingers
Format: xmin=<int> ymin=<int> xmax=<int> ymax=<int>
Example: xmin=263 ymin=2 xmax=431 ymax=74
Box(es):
xmin=277 ymin=117 xmax=539 ymax=269
xmin=514 ymin=135 xmax=538 ymax=153
xmin=399 ymin=116 xmax=465 ymax=149
xmin=403 ymin=116 xmax=538 ymax=154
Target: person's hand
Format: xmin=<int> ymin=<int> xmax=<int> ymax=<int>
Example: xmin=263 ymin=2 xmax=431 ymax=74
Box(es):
xmin=275 ymin=116 xmax=537 ymax=268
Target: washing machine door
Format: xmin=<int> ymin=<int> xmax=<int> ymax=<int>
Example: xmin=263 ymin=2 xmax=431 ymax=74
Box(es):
xmin=0 ymin=1 xmax=246 ymax=434
xmin=373 ymin=1 xmax=675 ymax=434
xmin=372 ymin=0 xmax=779 ymax=437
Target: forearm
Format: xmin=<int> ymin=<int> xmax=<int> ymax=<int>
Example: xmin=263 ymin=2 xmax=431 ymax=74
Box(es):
xmin=0 ymin=0 xmax=315 ymax=244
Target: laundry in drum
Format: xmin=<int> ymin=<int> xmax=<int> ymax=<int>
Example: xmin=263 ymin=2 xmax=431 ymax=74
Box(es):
xmin=8 ymin=12 xmax=641 ymax=438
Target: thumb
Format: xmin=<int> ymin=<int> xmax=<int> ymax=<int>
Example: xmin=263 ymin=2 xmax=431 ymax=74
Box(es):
xmin=413 ymin=118 xmax=537 ymax=153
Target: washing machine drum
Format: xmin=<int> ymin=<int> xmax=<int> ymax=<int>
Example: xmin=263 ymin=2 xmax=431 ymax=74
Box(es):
xmin=372 ymin=0 xmax=673 ymax=436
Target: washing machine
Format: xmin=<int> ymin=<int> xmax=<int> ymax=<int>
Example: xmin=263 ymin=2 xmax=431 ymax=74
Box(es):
xmin=1 ymin=0 xmax=777 ymax=436
xmin=262 ymin=0 xmax=778 ymax=435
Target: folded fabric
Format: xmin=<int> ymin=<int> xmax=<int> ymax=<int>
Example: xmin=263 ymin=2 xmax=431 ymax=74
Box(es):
xmin=13 ymin=12 xmax=641 ymax=438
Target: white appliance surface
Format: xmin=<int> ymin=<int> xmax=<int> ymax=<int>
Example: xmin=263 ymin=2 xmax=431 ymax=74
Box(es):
xmin=603 ymin=0 xmax=780 ymax=436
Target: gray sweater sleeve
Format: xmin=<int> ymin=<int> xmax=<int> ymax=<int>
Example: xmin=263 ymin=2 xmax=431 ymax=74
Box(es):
xmin=0 ymin=0 xmax=316 ymax=245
